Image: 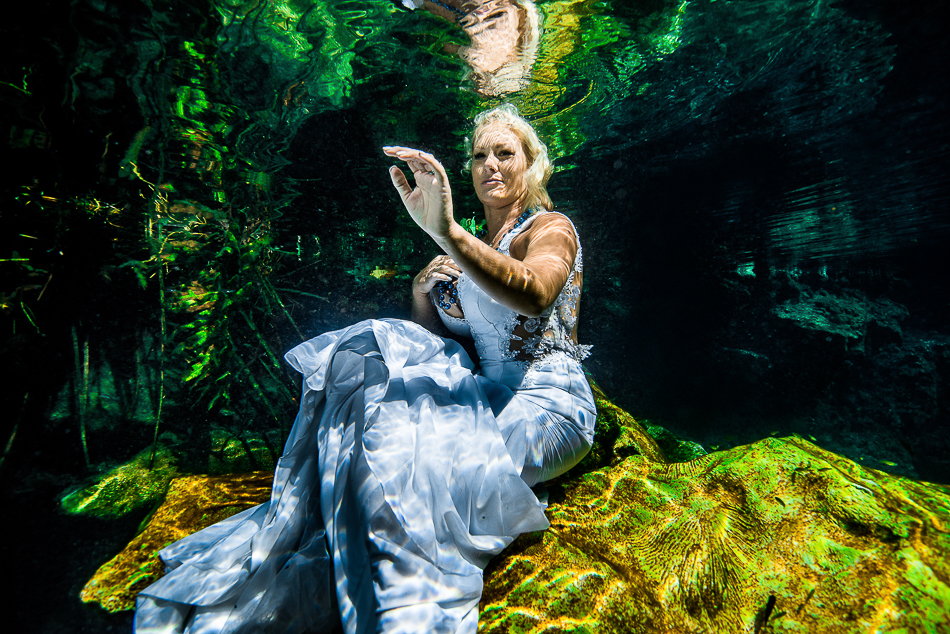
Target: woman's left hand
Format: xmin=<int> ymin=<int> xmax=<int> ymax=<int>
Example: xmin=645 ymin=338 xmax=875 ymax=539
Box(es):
xmin=383 ymin=146 xmax=456 ymax=243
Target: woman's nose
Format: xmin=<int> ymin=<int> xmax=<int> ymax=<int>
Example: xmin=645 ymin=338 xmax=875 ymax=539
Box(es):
xmin=484 ymin=153 xmax=499 ymax=170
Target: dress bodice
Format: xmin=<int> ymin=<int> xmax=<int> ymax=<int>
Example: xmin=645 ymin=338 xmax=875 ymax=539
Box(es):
xmin=435 ymin=210 xmax=591 ymax=385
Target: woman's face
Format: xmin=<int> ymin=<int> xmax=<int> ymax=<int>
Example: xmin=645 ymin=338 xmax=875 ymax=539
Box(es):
xmin=471 ymin=122 xmax=529 ymax=209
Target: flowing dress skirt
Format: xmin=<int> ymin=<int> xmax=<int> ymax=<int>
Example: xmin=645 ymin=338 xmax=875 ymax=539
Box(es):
xmin=134 ymin=319 xmax=595 ymax=634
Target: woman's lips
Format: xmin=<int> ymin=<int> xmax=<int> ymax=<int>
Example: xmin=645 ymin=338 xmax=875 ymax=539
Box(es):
xmin=482 ymin=177 xmax=503 ymax=186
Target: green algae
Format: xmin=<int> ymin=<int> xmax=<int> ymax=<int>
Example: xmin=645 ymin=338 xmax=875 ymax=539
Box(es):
xmin=481 ymin=435 xmax=950 ymax=632
xmin=61 ymin=445 xmax=178 ymax=518
xmin=80 ymin=392 xmax=950 ymax=631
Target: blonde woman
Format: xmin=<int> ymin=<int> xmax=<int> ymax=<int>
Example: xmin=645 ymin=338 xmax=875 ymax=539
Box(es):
xmin=134 ymin=104 xmax=595 ymax=634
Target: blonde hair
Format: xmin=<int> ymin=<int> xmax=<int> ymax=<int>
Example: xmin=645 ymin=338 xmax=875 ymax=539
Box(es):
xmin=468 ymin=103 xmax=553 ymax=211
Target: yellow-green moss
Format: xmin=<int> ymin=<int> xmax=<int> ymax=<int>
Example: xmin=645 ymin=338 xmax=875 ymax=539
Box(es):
xmin=61 ymin=445 xmax=178 ymax=518
xmin=480 ymin=436 xmax=950 ymax=633
xmin=81 ymin=396 xmax=950 ymax=632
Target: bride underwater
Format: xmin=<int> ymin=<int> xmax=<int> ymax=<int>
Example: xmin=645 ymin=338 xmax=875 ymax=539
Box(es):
xmin=134 ymin=103 xmax=597 ymax=634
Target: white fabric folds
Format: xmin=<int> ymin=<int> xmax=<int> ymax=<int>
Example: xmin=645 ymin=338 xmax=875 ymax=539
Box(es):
xmin=135 ymin=318 xmax=595 ymax=634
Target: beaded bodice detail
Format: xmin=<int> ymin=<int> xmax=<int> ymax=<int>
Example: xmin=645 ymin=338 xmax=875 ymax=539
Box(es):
xmin=435 ymin=210 xmax=591 ymax=374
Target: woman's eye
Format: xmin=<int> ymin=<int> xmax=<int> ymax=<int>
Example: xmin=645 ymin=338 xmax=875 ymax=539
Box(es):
xmin=474 ymin=152 xmax=486 ymax=160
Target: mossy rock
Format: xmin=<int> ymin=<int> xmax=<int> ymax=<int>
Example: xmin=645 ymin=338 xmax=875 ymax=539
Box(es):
xmin=578 ymin=380 xmax=667 ymax=469
xmin=60 ymin=444 xmax=178 ymax=518
xmin=81 ymin=395 xmax=950 ymax=631
xmin=80 ymin=471 xmax=273 ymax=612
xmin=644 ymin=423 xmax=709 ymax=462
xmin=479 ymin=435 xmax=950 ymax=632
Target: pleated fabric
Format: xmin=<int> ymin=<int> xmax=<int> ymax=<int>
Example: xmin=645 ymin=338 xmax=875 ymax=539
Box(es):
xmin=135 ymin=317 xmax=596 ymax=634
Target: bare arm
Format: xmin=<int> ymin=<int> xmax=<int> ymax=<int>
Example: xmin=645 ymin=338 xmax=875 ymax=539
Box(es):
xmin=411 ymin=291 xmax=441 ymax=332
xmin=437 ymin=214 xmax=575 ymax=317
xmin=384 ymin=146 xmax=575 ymax=317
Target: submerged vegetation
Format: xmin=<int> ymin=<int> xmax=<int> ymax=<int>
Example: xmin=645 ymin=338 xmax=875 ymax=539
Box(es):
xmin=2 ymin=0 xmax=426 ymax=476
xmin=1 ymin=0 xmax=684 ymax=480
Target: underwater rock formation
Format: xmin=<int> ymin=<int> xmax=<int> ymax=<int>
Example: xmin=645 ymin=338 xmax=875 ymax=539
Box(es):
xmin=773 ymin=286 xmax=909 ymax=354
xmin=694 ymin=269 xmax=950 ymax=483
xmin=82 ymin=394 xmax=950 ymax=631
xmin=480 ymin=434 xmax=950 ymax=632
xmin=80 ymin=471 xmax=273 ymax=612
xmin=60 ymin=444 xmax=178 ymax=518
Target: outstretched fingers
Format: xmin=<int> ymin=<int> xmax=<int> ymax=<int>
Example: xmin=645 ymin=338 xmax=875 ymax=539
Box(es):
xmin=383 ymin=146 xmax=446 ymax=179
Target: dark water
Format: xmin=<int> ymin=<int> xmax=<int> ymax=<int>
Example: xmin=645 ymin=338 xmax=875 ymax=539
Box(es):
xmin=1 ymin=0 xmax=948 ymax=631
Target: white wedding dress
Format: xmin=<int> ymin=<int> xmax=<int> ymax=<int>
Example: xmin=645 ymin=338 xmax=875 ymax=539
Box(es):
xmin=134 ymin=210 xmax=596 ymax=634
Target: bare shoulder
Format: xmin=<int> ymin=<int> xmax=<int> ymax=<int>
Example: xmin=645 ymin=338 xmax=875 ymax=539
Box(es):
xmin=533 ymin=211 xmax=575 ymax=230
xmin=526 ymin=212 xmax=578 ymax=247
xmin=512 ymin=211 xmax=578 ymax=261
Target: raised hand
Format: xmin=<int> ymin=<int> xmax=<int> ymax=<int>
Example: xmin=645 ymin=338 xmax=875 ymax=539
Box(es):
xmin=383 ymin=146 xmax=456 ymax=243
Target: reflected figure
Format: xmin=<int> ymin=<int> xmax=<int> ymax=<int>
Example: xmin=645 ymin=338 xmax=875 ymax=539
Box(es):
xmin=402 ymin=0 xmax=541 ymax=97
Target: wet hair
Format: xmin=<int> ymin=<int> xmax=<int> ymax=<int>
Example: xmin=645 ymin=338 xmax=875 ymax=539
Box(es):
xmin=468 ymin=103 xmax=553 ymax=211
